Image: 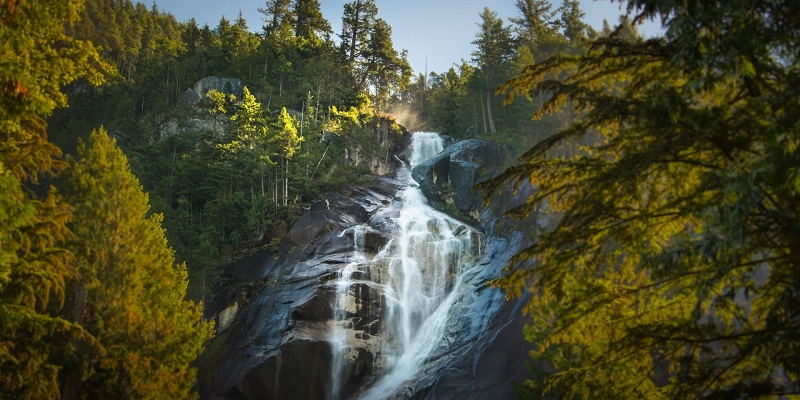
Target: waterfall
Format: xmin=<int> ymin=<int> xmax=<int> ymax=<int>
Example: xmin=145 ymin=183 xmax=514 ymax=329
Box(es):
xmin=329 ymin=132 xmax=481 ymax=399
xmin=406 ymin=131 xmax=444 ymax=168
xmin=330 ymin=225 xmax=367 ymax=399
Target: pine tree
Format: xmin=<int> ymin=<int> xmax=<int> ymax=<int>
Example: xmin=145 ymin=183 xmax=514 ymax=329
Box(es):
xmin=509 ymin=0 xmax=565 ymax=63
xmin=471 ymin=7 xmax=515 ymax=136
xmin=225 ymin=87 xmax=273 ymax=198
xmin=293 ymin=0 xmax=332 ymax=44
xmin=489 ymin=0 xmax=800 ymax=398
xmin=259 ymin=0 xmax=295 ymax=41
xmin=364 ymin=18 xmax=399 ymax=110
xmin=61 ymin=128 xmax=213 ymax=399
xmin=558 ymin=0 xmax=587 ymax=45
xmin=0 ymin=0 xmax=108 ymax=397
xmin=340 ymin=0 xmax=378 ymax=67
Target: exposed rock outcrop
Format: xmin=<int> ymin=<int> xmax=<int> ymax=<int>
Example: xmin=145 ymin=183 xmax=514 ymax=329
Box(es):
xmin=203 ymin=137 xmax=535 ymax=400
xmin=206 ymin=176 xmax=406 ymax=399
xmin=193 ymin=76 xmax=245 ymax=98
xmin=411 ymin=139 xmax=513 ymax=222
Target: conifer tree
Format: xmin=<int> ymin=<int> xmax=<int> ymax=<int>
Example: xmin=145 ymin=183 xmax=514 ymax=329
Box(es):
xmin=61 ymin=128 xmax=213 ymax=399
xmin=293 ymin=0 xmax=332 ymax=44
xmin=225 ymin=87 xmax=273 ymax=198
xmin=364 ymin=18 xmax=399 ymax=110
xmin=471 ymin=8 xmax=515 ymax=136
xmin=340 ymin=0 xmax=378 ymax=67
xmin=0 ymin=0 xmax=108 ymax=397
xmin=490 ymin=0 xmax=800 ymax=398
xmin=558 ymin=0 xmax=587 ymax=44
xmin=259 ymin=0 xmax=295 ymax=42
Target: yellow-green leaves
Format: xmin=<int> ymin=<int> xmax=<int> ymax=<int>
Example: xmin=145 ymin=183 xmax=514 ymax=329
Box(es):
xmin=274 ymin=107 xmax=303 ymax=159
xmin=0 ymin=0 xmax=109 ymax=397
xmin=489 ymin=1 xmax=800 ymax=398
xmin=62 ymin=128 xmax=213 ymax=399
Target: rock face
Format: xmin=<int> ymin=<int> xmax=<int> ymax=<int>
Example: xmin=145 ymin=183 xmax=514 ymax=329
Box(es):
xmin=411 ymin=139 xmax=512 ymax=222
xmin=207 ymin=178 xmax=404 ymax=399
xmin=192 ymin=76 xmax=245 ymax=99
xmin=204 ymin=136 xmax=534 ymax=400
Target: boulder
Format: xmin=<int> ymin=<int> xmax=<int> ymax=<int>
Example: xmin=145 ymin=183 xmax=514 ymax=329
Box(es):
xmin=184 ymin=88 xmax=202 ymax=105
xmin=193 ymin=76 xmax=245 ymax=99
xmin=411 ymin=139 xmax=512 ymax=222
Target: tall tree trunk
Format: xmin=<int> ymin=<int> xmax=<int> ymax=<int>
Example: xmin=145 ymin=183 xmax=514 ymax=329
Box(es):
xmin=60 ymin=284 xmax=88 ymax=400
xmin=260 ymin=166 xmax=265 ymax=197
xmin=348 ymin=0 xmax=362 ymax=64
xmin=284 ymin=158 xmax=289 ymax=207
xmin=486 ymin=89 xmax=497 ymax=136
xmin=479 ymin=94 xmax=488 ymax=135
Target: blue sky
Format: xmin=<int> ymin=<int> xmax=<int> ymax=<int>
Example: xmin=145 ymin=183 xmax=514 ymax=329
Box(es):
xmin=154 ymin=0 xmax=663 ymax=75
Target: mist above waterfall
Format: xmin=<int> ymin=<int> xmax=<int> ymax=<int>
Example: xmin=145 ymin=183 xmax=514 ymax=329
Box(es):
xmin=387 ymin=104 xmax=427 ymax=133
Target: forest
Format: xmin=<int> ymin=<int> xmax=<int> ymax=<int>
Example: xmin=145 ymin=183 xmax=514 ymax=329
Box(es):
xmin=2 ymin=0 xmax=799 ymax=398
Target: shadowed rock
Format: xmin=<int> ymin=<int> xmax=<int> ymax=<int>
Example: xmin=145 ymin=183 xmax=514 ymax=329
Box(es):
xmin=411 ymin=139 xmax=512 ymax=222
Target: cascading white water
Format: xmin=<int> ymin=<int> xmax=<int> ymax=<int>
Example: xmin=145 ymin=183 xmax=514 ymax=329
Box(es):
xmin=360 ymin=132 xmax=481 ymax=399
xmin=406 ymin=131 xmax=444 ymax=168
xmin=330 ymin=225 xmax=367 ymax=399
xmin=328 ymin=132 xmax=481 ymax=400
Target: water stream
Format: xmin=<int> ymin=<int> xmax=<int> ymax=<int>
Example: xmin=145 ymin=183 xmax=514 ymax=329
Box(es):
xmin=330 ymin=225 xmax=367 ymax=399
xmin=329 ymin=132 xmax=482 ymax=399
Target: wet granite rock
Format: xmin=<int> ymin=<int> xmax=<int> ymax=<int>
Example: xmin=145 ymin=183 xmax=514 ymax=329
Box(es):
xmin=203 ymin=138 xmax=536 ymax=400
xmin=206 ymin=175 xmax=406 ymax=399
xmin=411 ymin=139 xmax=512 ymax=222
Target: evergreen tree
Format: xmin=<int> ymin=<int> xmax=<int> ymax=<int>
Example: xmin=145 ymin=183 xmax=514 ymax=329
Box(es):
xmin=0 ymin=0 xmax=108 ymax=397
xmin=293 ymin=0 xmax=332 ymax=44
xmin=558 ymin=0 xmax=587 ymax=44
xmin=340 ymin=0 xmax=378 ymax=67
xmin=471 ymin=7 xmax=515 ymax=136
xmin=364 ymin=18 xmax=399 ymax=110
xmin=224 ymin=87 xmax=273 ymax=199
xmin=490 ymin=0 xmax=800 ymax=398
xmin=61 ymin=128 xmax=213 ymax=399
xmin=205 ymin=89 xmax=231 ymax=134
xmin=429 ymin=62 xmax=475 ymax=137
xmin=509 ymin=0 xmax=565 ymax=62
xmin=259 ymin=0 xmax=295 ymax=41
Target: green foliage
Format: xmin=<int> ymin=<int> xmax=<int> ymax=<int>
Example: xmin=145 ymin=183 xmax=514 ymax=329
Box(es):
xmin=340 ymin=0 xmax=378 ymax=67
xmin=2 ymin=0 xmax=410 ymax=397
xmin=472 ymin=7 xmax=516 ymax=77
xmin=260 ymin=0 xmax=295 ymax=40
xmin=274 ymin=107 xmax=303 ymax=158
xmin=225 ymin=87 xmax=270 ymax=160
xmin=416 ymin=2 xmax=596 ymax=144
xmin=558 ymin=0 xmax=588 ymax=44
xmin=428 ymin=62 xmax=476 ymax=137
xmin=0 ymin=0 xmax=108 ymax=397
xmin=487 ymin=0 xmax=800 ymax=398
xmin=293 ymin=0 xmax=332 ymax=44
xmin=61 ymin=128 xmax=213 ymax=399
